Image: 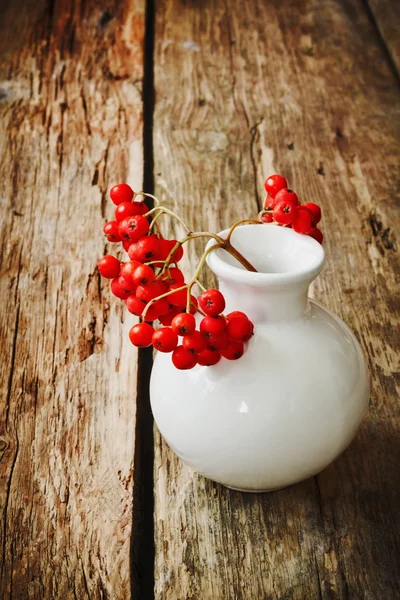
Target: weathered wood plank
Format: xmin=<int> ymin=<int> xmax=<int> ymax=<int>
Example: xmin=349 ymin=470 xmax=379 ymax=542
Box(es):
xmin=366 ymin=0 xmax=400 ymax=74
xmin=0 ymin=0 xmax=145 ymax=598
xmin=152 ymin=0 xmax=400 ymax=598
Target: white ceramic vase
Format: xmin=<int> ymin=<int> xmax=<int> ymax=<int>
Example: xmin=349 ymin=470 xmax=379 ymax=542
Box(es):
xmin=150 ymin=224 xmax=369 ymax=492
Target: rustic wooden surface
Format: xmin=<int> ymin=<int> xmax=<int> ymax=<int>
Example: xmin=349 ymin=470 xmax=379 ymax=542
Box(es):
xmin=367 ymin=0 xmax=400 ymax=74
xmin=0 ymin=0 xmax=146 ymax=598
xmin=1 ymin=0 xmax=399 ymax=598
xmin=153 ymin=0 xmax=400 ymax=599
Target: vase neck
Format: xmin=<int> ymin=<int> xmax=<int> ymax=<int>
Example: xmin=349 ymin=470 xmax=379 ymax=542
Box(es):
xmin=205 ymin=224 xmax=325 ymax=324
xmin=218 ymin=279 xmax=310 ymax=323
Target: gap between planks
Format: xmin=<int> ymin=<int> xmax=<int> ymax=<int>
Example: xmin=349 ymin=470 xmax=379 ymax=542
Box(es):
xmin=130 ymin=0 xmax=156 ymax=599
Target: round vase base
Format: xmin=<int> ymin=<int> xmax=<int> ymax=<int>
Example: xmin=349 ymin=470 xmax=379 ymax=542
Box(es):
xmin=224 ymin=484 xmax=284 ymax=493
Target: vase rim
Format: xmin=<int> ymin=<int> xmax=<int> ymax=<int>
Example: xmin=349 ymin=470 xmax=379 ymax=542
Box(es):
xmin=206 ymin=224 xmax=325 ymax=286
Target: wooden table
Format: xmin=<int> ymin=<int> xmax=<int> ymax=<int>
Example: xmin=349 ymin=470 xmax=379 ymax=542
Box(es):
xmin=1 ymin=0 xmax=399 ymax=598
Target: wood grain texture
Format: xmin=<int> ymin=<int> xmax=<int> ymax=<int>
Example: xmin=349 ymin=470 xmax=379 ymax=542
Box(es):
xmin=152 ymin=0 xmax=400 ymax=598
xmin=0 ymin=0 xmax=145 ymax=597
xmin=366 ymin=0 xmax=400 ymax=74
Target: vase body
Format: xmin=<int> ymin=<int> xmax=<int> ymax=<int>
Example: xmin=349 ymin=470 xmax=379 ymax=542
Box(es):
xmin=150 ymin=225 xmax=369 ymax=492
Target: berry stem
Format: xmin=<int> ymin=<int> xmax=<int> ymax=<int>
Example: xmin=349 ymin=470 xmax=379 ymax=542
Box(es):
xmin=190 ymin=244 xmax=221 ymax=284
xmin=186 ymin=231 xmax=258 ymax=272
xmin=158 ymin=233 xmax=258 ymax=276
xmin=195 ymin=278 xmax=207 ymax=292
xmin=149 ymin=210 xmax=166 ymax=230
xmin=223 ymin=240 xmax=257 ymax=272
xmin=186 ymin=244 xmax=220 ymax=311
xmin=139 ymin=194 xmax=259 ymax=275
xmin=153 ymin=220 xmax=162 ymax=235
xmin=141 ymin=284 xmax=188 ymax=321
xmin=186 ymin=287 xmax=192 ymax=313
xmin=136 ymin=191 xmax=161 ymax=206
xmin=257 ymin=209 xmax=273 ymax=221
xmin=141 ymin=239 xmax=252 ymax=320
xmin=145 ymin=260 xmax=167 ymax=266
xmin=186 ymin=231 xmax=226 ymax=244
xmin=159 ymin=240 xmax=184 ymax=275
xmin=226 ymin=219 xmax=261 ymax=243
xmin=193 ymin=302 xmax=207 ymax=317
xmin=145 ymin=206 xmax=193 ymax=234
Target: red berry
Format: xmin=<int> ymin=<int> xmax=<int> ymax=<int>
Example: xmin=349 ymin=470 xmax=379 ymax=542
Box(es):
xmin=142 ymin=302 xmax=166 ymax=322
xmin=226 ymin=316 xmax=254 ymax=342
xmin=307 ymin=227 xmax=324 ymax=244
xmin=120 ymin=261 xmax=140 ymax=287
xmin=136 ymin=280 xmax=168 ymax=303
xmin=170 ymin=241 xmax=184 ymax=262
xmin=172 ymin=346 xmax=197 ymax=370
xmin=226 ymin=311 xmax=248 ymax=320
xmin=302 ymin=202 xmax=321 ymax=225
xmin=126 ymin=295 xmax=146 ymax=316
xmin=182 ymin=330 xmax=206 ymax=354
xmin=292 ymin=207 xmax=313 ymax=233
xmin=200 ymin=315 xmax=226 ymax=339
xmin=153 ymin=297 xmax=170 ymax=316
xmin=111 ymin=277 xmax=131 ymax=300
xmin=104 ymin=220 xmax=122 ymax=242
xmin=110 ymin=183 xmax=134 ymax=206
xmin=122 ymin=276 xmax=136 ymax=293
xmin=169 ymin=284 xmax=188 ymax=308
xmin=122 ymin=239 xmax=133 ymax=252
xmin=274 ymin=188 xmax=300 ymax=206
xmin=129 ymin=235 xmax=160 ymax=262
xmin=221 ymin=341 xmax=244 ymax=360
xmin=157 ymin=239 xmax=184 ymax=263
xmin=98 ymin=255 xmax=120 ymax=279
xmin=171 ymin=313 xmax=196 ymax=336
xmin=119 ymin=274 xmax=136 ymax=293
xmin=197 ymin=348 xmax=221 ymax=366
xmin=127 ymin=242 xmax=139 ymax=261
xmin=118 ymin=215 xmax=149 ymax=243
xmin=152 ymin=327 xmax=178 ymax=353
xmin=159 ymin=307 xmax=181 ymax=326
xmin=132 ymin=264 xmax=156 ymax=286
xmin=261 ymin=212 xmax=274 ymax=223
xmin=129 ymin=322 xmax=154 ymax=347
xmin=158 ymin=313 xmax=174 ymax=326
xmin=273 ymin=198 xmax=299 ymax=225
xmin=157 ymin=238 xmax=175 ymax=260
xmin=264 ymin=174 xmax=288 ymax=198
xmin=115 ymin=202 xmax=149 ymax=221
xmin=198 ymin=288 xmax=226 ymax=316
xmin=164 ymin=302 xmax=178 ymax=314
xmin=207 ymin=333 xmax=229 ymax=352
xmin=162 ymin=267 xmax=185 ymax=286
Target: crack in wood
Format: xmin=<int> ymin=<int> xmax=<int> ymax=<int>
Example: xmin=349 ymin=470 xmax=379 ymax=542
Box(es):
xmin=130 ymin=2 xmax=156 ymax=600
xmin=0 ymin=433 xmax=19 ymax=584
xmin=249 ymin=118 xmax=264 ymax=210
xmin=5 ymin=305 xmax=20 ymax=429
xmin=363 ymin=0 xmax=400 ymax=83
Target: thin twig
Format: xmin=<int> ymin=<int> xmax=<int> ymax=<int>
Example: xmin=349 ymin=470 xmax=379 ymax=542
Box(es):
xmin=226 ymin=219 xmax=261 ymax=243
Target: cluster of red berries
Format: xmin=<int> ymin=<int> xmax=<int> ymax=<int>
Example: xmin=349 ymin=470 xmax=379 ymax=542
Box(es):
xmin=98 ymin=183 xmax=254 ymax=370
xmin=260 ymin=174 xmax=323 ymax=243
xmin=130 ymin=293 xmax=254 ymax=370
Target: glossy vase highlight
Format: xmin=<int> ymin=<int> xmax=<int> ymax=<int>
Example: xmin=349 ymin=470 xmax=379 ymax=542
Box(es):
xmin=150 ymin=225 xmax=369 ymax=492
